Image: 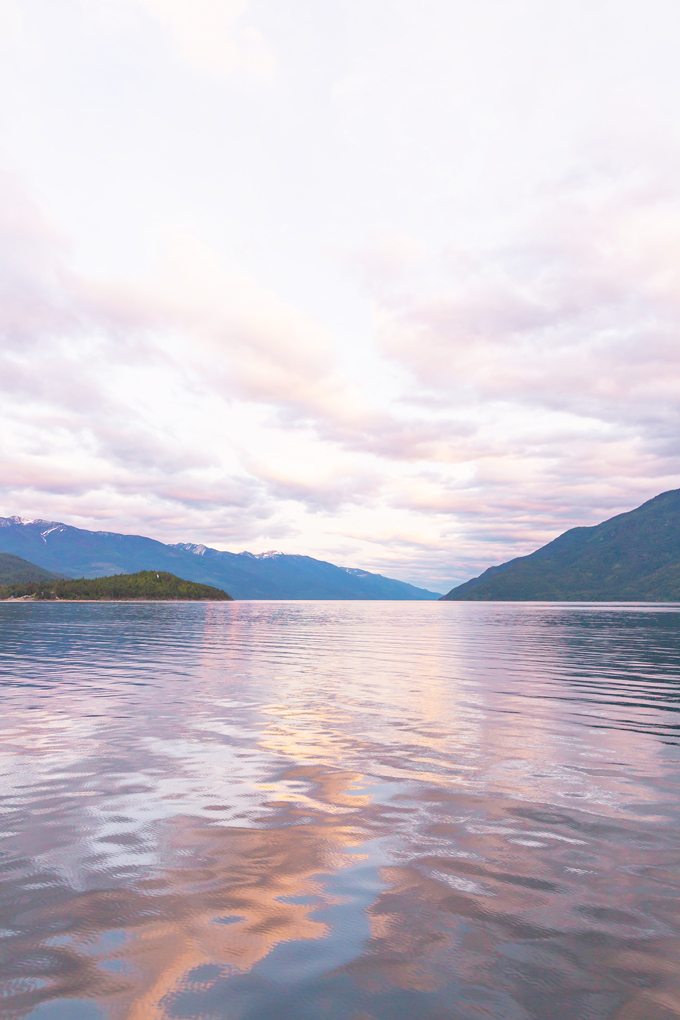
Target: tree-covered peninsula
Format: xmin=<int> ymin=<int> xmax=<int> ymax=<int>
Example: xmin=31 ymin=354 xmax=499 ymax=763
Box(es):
xmin=0 ymin=570 xmax=233 ymax=601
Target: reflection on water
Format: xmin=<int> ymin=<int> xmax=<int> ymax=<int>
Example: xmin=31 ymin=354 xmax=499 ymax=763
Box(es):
xmin=1 ymin=601 xmax=680 ymax=1020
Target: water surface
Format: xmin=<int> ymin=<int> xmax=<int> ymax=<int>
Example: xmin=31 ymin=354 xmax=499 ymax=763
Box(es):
xmin=1 ymin=601 xmax=680 ymax=1020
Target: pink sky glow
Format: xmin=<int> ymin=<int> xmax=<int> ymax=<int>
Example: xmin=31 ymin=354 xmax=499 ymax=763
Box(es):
xmin=1 ymin=0 xmax=680 ymax=591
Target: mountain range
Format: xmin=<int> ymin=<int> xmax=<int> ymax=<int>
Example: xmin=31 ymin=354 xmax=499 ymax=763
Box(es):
xmin=441 ymin=488 xmax=680 ymax=601
xmin=0 ymin=517 xmax=441 ymax=600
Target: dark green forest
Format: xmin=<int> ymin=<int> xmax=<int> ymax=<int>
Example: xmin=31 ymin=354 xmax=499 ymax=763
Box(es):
xmin=441 ymin=488 xmax=680 ymax=601
xmin=0 ymin=570 xmax=233 ymax=601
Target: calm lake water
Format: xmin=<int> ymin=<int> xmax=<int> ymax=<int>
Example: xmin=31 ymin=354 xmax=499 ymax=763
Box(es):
xmin=1 ymin=601 xmax=680 ymax=1020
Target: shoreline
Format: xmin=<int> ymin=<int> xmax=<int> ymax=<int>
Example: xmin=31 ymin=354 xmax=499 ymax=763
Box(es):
xmin=0 ymin=597 xmax=232 ymax=603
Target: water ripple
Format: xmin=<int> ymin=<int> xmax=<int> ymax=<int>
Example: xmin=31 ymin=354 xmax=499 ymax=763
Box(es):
xmin=0 ymin=601 xmax=679 ymax=1019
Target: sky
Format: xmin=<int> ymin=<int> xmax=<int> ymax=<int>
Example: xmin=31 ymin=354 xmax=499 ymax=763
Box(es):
xmin=2 ymin=0 xmax=680 ymax=592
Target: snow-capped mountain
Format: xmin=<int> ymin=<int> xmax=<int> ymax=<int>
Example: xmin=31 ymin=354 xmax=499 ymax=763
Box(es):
xmin=0 ymin=518 xmax=441 ymax=600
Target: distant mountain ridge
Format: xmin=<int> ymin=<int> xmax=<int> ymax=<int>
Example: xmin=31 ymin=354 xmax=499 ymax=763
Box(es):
xmin=441 ymin=488 xmax=680 ymax=601
xmin=0 ymin=517 xmax=441 ymax=600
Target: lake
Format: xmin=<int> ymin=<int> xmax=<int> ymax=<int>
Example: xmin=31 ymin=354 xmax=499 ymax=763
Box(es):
xmin=1 ymin=601 xmax=679 ymax=1020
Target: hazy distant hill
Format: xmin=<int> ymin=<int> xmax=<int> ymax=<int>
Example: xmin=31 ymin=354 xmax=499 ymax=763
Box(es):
xmin=441 ymin=488 xmax=680 ymax=601
xmin=1 ymin=570 xmax=232 ymax=601
xmin=0 ymin=518 xmax=440 ymax=600
xmin=0 ymin=552 xmax=64 ymax=584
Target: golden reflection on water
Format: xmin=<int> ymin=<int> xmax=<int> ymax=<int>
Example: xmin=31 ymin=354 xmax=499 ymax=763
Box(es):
xmin=6 ymin=768 xmax=368 ymax=1019
xmin=110 ymin=776 xmax=364 ymax=1020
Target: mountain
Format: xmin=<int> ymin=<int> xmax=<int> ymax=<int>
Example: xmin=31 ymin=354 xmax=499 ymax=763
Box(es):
xmin=0 ymin=552 xmax=64 ymax=584
xmin=172 ymin=543 xmax=441 ymax=600
xmin=440 ymin=488 xmax=680 ymax=601
xmin=1 ymin=570 xmax=232 ymax=601
xmin=0 ymin=518 xmax=441 ymax=600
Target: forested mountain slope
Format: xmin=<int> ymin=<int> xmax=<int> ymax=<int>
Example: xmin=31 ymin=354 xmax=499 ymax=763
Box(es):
xmin=0 ymin=553 xmax=64 ymax=584
xmin=441 ymin=489 xmax=680 ymax=601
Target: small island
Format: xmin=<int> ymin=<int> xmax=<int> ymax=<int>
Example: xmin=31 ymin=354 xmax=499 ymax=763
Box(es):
xmin=0 ymin=570 xmax=233 ymax=601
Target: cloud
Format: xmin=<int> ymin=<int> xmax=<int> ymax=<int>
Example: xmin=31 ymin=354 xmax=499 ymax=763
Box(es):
xmin=374 ymin=171 xmax=680 ymax=425
xmin=134 ymin=0 xmax=275 ymax=80
xmin=0 ymin=175 xmax=388 ymax=548
xmin=4 ymin=161 xmax=680 ymax=591
xmin=4 ymin=0 xmax=680 ymax=594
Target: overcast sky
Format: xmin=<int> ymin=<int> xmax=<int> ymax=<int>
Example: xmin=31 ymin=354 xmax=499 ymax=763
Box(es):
xmin=2 ymin=0 xmax=680 ymax=591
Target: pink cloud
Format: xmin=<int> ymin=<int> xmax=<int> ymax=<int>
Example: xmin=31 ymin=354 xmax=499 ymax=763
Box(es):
xmin=372 ymin=178 xmax=680 ymax=428
xmin=3 ymin=160 xmax=680 ymax=590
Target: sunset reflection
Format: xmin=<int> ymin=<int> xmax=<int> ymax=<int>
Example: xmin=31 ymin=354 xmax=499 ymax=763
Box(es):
xmin=1 ymin=602 xmax=680 ymax=1020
